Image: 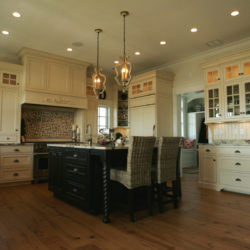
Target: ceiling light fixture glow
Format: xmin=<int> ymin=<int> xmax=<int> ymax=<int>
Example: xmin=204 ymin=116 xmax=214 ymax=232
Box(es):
xmin=12 ymin=12 xmax=21 ymax=18
xmin=231 ymin=10 xmax=239 ymax=16
xmin=160 ymin=41 xmax=167 ymax=45
xmin=66 ymin=48 xmax=72 ymax=51
xmin=1 ymin=30 xmax=9 ymax=35
xmin=134 ymin=51 xmax=140 ymax=55
xmin=191 ymin=27 xmax=198 ymax=33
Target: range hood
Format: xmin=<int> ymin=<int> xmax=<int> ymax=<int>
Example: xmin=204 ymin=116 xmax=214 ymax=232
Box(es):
xmin=19 ymin=48 xmax=89 ymax=109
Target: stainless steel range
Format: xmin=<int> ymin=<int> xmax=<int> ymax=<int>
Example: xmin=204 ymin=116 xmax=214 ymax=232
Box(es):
xmin=33 ymin=143 xmax=49 ymax=183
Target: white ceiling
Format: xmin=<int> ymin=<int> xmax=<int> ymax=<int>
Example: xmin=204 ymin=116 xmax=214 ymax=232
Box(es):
xmin=0 ymin=0 xmax=250 ymax=74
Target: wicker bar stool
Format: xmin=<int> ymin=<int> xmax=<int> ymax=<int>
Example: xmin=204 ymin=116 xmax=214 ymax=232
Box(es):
xmin=152 ymin=137 xmax=182 ymax=213
xmin=110 ymin=136 xmax=156 ymax=222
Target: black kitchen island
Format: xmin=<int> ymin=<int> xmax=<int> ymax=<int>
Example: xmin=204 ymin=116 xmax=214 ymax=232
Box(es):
xmin=47 ymin=143 xmax=128 ymax=223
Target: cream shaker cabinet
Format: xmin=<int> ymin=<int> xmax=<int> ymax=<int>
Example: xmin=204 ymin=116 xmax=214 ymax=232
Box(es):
xmin=0 ymin=145 xmax=33 ymax=185
xmin=199 ymin=145 xmax=217 ymax=189
xmin=129 ymin=70 xmax=174 ymax=137
xmin=0 ymin=62 xmax=21 ymax=144
xmin=0 ymin=88 xmax=20 ymax=143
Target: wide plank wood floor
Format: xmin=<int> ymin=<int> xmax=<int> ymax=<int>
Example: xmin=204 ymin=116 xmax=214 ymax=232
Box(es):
xmin=1 ymin=174 xmax=250 ymax=250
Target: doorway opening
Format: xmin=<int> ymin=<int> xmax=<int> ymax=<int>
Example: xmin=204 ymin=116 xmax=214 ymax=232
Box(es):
xmin=179 ymin=91 xmax=206 ymax=175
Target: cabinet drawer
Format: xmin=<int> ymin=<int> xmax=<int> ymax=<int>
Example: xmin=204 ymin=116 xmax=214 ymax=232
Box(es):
xmin=220 ymin=158 xmax=250 ymax=172
xmin=0 ymin=145 xmax=33 ymax=154
xmin=220 ymin=171 xmax=250 ymax=189
xmin=64 ymin=180 xmax=88 ymax=201
xmin=1 ymin=169 xmax=33 ymax=181
xmin=217 ymin=147 xmax=250 ymax=156
xmin=199 ymin=145 xmax=216 ymax=155
xmin=64 ymin=162 xmax=88 ymax=181
xmin=1 ymin=155 xmax=32 ymax=169
xmin=65 ymin=150 xmax=88 ymax=163
xmin=0 ymin=135 xmax=17 ymax=143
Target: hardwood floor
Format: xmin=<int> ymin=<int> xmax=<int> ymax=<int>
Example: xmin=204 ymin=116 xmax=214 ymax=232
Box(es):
xmin=1 ymin=175 xmax=250 ymax=250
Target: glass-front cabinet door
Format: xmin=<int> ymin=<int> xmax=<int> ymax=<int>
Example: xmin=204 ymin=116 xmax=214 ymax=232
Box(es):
xmin=205 ymin=67 xmax=221 ymax=84
xmin=225 ymin=83 xmax=240 ymax=118
xmin=242 ymin=79 xmax=250 ymax=117
xmin=242 ymin=60 xmax=250 ymax=77
xmin=205 ymin=85 xmax=223 ymax=122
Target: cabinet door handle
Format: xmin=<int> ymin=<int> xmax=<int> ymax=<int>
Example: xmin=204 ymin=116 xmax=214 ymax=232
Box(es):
xmin=73 ymin=168 xmax=78 ymax=172
xmin=205 ymin=149 xmax=210 ymax=152
xmin=73 ymin=188 xmax=78 ymax=193
xmin=14 ymin=149 xmax=20 ymax=152
xmin=234 ymin=150 xmax=240 ymax=153
xmin=73 ymin=154 xmax=78 ymax=158
xmin=235 ymin=178 xmax=241 ymax=182
xmin=6 ymin=137 xmax=10 ymax=140
xmin=213 ymin=159 xmax=216 ymax=162
xmin=13 ymin=173 xmax=19 ymax=177
xmin=235 ymin=162 xmax=241 ymax=166
xmin=13 ymin=159 xmax=19 ymax=163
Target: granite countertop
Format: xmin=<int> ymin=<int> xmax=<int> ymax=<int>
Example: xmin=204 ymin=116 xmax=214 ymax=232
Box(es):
xmin=47 ymin=143 xmax=128 ymax=150
xmin=199 ymin=140 xmax=250 ymax=146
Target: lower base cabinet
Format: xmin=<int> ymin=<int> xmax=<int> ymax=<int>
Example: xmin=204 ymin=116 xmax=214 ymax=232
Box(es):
xmin=199 ymin=144 xmax=250 ymax=195
xmin=48 ymin=147 xmax=102 ymax=215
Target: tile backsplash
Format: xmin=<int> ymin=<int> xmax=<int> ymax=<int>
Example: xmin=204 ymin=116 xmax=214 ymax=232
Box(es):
xmin=22 ymin=105 xmax=74 ymax=141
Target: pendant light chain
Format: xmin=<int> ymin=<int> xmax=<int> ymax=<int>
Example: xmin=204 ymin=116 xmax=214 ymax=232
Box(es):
xmin=97 ymin=31 xmax=100 ymax=70
xmin=123 ymin=14 xmax=126 ymax=59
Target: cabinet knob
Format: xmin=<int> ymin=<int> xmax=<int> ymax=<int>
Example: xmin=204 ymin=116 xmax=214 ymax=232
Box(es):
xmin=235 ymin=162 xmax=241 ymax=166
xmin=73 ymin=168 xmax=78 ymax=172
xmin=13 ymin=159 xmax=19 ymax=163
xmin=213 ymin=159 xmax=216 ymax=162
xmin=235 ymin=178 xmax=241 ymax=182
xmin=234 ymin=150 xmax=240 ymax=153
xmin=14 ymin=148 xmax=20 ymax=152
xmin=6 ymin=137 xmax=10 ymax=140
xmin=218 ymin=78 xmax=220 ymax=80
xmin=73 ymin=188 xmax=78 ymax=193
xmin=15 ymin=129 xmax=18 ymax=132
xmin=13 ymin=173 xmax=19 ymax=177
xmin=73 ymin=154 xmax=78 ymax=158
xmin=205 ymin=149 xmax=210 ymax=152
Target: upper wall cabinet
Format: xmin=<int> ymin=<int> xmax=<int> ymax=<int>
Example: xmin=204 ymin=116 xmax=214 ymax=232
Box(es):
xmin=223 ymin=59 xmax=250 ymax=82
xmin=19 ymin=48 xmax=89 ymax=109
xmin=202 ymin=49 xmax=250 ymax=123
xmin=128 ymin=70 xmax=174 ymax=137
xmin=205 ymin=66 xmax=221 ymax=84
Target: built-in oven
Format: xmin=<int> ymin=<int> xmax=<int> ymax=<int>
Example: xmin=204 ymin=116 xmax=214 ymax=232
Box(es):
xmin=33 ymin=143 xmax=49 ymax=183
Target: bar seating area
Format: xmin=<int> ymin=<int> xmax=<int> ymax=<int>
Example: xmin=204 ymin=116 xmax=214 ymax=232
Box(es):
xmin=110 ymin=136 xmax=183 ymax=221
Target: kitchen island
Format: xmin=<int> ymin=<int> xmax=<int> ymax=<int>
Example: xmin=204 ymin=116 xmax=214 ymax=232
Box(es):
xmin=47 ymin=143 xmax=128 ymax=223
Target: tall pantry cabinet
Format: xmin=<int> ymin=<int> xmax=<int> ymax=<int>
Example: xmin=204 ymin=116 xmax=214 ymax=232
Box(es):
xmin=129 ymin=70 xmax=174 ymax=137
xmin=0 ymin=62 xmax=22 ymax=143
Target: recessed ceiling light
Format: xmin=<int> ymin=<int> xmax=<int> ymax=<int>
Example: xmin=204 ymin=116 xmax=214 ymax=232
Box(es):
xmin=114 ymin=60 xmax=119 ymax=64
xmin=1 ymin=30 xmax=9 ymax=35
xmin=134 ymin=51 xmax=141 ymax=55
xmin=160 ymin=41 xmax=167 ymax=45
xmin=12 ymin=12 xmax=21 ymax=18
xmin=191 ymin=27 xmax=198 ymax=33
xmin=231 ymin=10 xmax=239 ymax=16
xmin=66 ymin=48 xmax=72 ymax=52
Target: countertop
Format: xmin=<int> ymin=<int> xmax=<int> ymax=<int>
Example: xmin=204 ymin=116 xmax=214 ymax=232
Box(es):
xmin=47 ymin=143 xmax=128 ymax=150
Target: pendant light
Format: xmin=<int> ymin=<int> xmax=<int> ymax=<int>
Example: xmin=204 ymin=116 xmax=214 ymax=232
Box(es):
xmin=114 ymin=11 xmax=132 ymax=93
xmin=92 ymin=29 xmax=106 ymax=99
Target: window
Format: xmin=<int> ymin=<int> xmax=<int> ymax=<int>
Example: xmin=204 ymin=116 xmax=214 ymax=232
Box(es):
xmin=98 ymin=105 xmax=110 ymax=133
